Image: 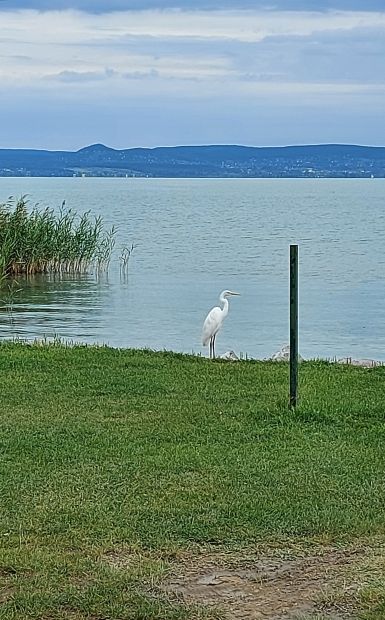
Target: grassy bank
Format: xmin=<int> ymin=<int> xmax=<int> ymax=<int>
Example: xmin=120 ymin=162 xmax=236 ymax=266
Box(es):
xmin=0 ymin=342 xmax=384 ymax=619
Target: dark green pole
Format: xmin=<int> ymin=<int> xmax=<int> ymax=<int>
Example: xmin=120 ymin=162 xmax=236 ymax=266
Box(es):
xmin=289 ymin=244 xmax=298 ymax=408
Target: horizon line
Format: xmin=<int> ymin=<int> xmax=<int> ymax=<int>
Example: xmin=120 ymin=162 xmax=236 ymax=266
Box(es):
xmin=1 ymin=141 xmax=385 ymax=153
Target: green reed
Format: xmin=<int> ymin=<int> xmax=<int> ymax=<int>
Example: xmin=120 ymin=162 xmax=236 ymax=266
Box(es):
xmin=0 ymin=196 xmax=116 ymax=278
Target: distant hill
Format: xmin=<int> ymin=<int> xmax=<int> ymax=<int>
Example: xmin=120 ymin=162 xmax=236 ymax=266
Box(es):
xmin=0 ymin=143 xmax=385 ymax=178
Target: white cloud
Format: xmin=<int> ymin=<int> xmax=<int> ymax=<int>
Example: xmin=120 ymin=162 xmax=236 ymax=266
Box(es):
xmin=0 ymin=8 xmax=384 ymax=88
xmin=2 ymin=8 xmax=385 ymax=45
xmin=1 ymin=6 xmax=385 ymax=148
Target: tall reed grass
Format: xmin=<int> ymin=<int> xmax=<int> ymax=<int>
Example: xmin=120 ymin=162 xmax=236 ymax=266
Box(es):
xmin=0 ymin=197 xmax=115 ymax=278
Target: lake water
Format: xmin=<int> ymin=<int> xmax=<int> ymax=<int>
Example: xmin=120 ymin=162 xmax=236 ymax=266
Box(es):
xmin=0 ymin=177 xmax=385 ymax=360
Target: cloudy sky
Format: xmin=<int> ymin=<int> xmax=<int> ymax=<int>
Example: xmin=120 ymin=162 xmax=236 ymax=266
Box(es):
xmin=0 ymin=0 xmax=384 ymax=149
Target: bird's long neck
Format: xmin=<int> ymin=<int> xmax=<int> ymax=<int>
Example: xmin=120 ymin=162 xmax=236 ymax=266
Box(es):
xmin=219 ymin=293 xmax=229 ymax=317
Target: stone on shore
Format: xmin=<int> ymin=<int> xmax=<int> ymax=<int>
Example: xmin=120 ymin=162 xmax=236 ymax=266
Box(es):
xmin=336 ymin=357 xmax=384 ymax=368
xmin=270 ymin=344 xmax=304 ymax=362
xmin=220 ymin=350 xmax=240 ymax=361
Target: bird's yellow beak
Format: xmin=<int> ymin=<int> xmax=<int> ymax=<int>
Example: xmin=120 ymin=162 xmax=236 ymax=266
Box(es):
xmin=229 ymin=291 xmax=240 ymax=296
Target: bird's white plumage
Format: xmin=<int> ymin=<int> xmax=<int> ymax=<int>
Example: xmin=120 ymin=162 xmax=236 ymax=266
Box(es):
xmin=202 ymin=306 xmax=224 ymax=345
xmin=201 ymin=290 xmax=240 ymax=358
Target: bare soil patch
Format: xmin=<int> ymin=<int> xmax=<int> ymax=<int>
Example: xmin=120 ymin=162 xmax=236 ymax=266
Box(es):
xmin=160 ymin=545 xmax=373 ymax=619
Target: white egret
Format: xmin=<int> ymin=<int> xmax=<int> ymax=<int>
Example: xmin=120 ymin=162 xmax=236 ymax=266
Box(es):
xmin=202 ymin=290 xmax=240 ymax=359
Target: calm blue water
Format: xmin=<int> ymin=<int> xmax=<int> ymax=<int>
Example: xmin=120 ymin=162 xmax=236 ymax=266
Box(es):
xmin=1 ymin=177 xmax=385 ymax=360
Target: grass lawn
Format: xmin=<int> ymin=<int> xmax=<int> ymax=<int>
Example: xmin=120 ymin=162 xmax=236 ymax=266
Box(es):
xmin=0 ymin=342 xmax=384 ymax=619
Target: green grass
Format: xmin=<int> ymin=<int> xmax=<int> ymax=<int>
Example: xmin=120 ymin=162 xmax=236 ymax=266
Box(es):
xmin=0 ymin=342 xmax=384 ymax=618
xmin=0 ymin=197 xmax=115 ymax=278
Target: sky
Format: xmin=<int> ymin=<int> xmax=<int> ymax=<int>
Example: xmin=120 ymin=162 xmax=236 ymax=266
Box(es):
xmin=0 ymin=0 xmax=384 ymax=149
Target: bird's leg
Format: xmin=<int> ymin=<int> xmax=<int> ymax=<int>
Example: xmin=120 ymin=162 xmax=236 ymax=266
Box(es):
xmin=209 ymin=337 xmax=213 ymax=359
xmin=212 ymin=334 xmax=216 ymax=359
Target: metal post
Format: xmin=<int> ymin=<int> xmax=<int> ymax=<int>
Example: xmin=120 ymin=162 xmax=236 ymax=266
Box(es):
xmin=289 ymin=245 xmax=298 ymax=408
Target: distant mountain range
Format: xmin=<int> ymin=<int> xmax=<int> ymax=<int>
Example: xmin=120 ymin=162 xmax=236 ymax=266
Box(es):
xmin=1 ymin=143 xmax=385 ymax=178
